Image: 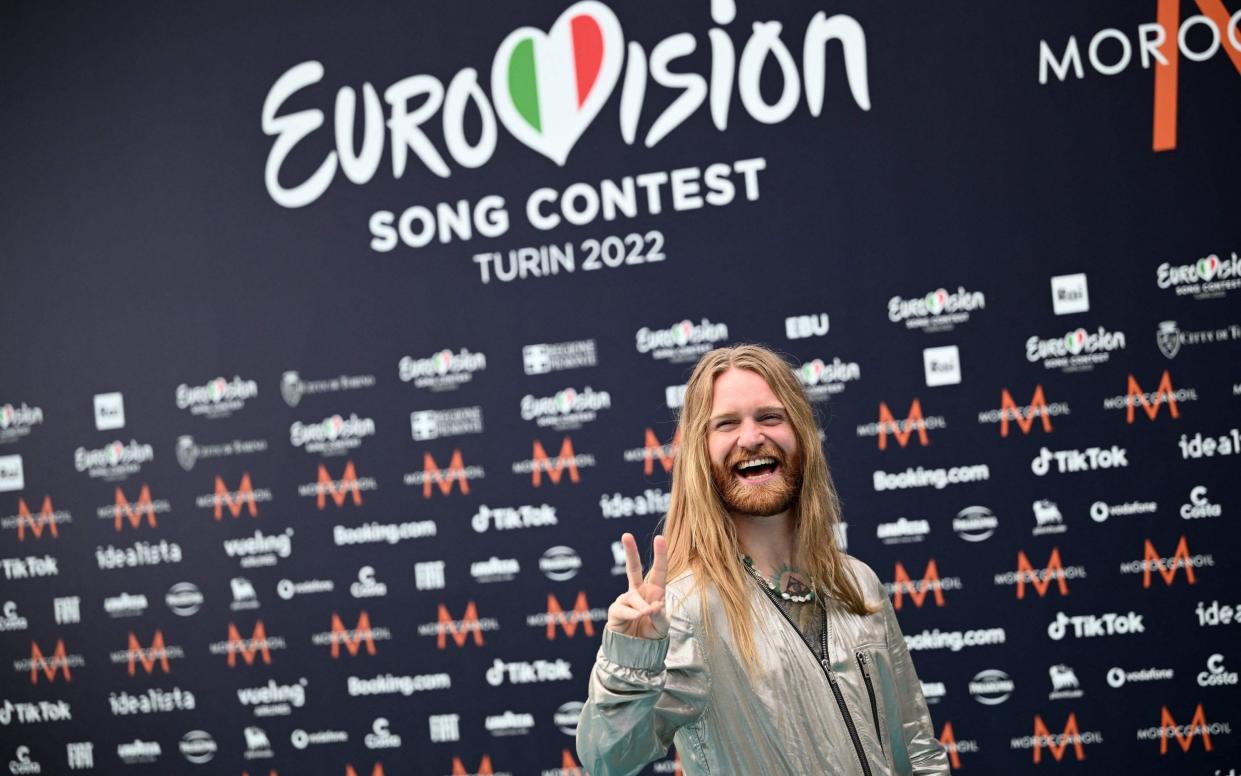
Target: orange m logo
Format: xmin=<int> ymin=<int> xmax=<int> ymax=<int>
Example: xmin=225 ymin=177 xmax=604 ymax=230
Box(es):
xmin=891 ymin=560 xmax=945 ymax=610
xmin=450 ymin=756 xmax=493 ymax=775
xmin=29 ymin=639 xmax=71 ymax=684
xmin=316 ymin=461 xmax=363 ymax=509
xmin=1126 ymin=371 xmax=1181 ymax=424
xmin=423 ymin=450 xmax=469 ymax=498
xmin=437 ymin=602 xmax=484 ymax=649
xmin=1032 ymin=712 xmax=1086 ymax=762
xmin=1152 ymin=0 xmax=1241 ymax=151
xmin=999 ymin=386 xmax=1053 ymax=437
xmin=127 ymin=630 xmax=171 ymax=675
xmin=545 ymin=592 xmax=595 ymax=640
xmin=1159 ymin=704 xmax=1214 ymax=753
xmin=225 ymin=621 xmax=271 ymax=667
xmin=531 ymin=437 xmax=580 ymax=486
xmin=16 ymin=496 xmax=57 ymax=540
xmin=877 ymin=399 xmax=929 ymax=450
xmin=214 ymin=473 xmax=257 ymax=520
xmin=113 ymin=485 xmax=157 ymax=531
xmin=1015 ymin=548 xmax=1070 ymax=599
xmin=1142 ymin=535 xmax=1197 ymax=588
xmin=938 ymin=722 xmax=963 ymax=770
xmin=345 ymin=765 xmax=384 ymax=776
xmin=641 ymin=428 xmax=680 ymax=475
xmin=329 ymin=611 xmax=377 ymax=658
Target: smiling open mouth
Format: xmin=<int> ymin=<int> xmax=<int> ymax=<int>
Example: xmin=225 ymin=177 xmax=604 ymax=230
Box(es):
xmin=734 ymin=456 xmax=779 ymax=480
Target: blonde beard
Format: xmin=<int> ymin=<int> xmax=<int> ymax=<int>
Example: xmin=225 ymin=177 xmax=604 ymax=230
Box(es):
xmin=711 ymin=445 xmax=801 ymax=517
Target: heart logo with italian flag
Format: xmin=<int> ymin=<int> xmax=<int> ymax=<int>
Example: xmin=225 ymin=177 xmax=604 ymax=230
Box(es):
xmin=674 ymin=320 xmax=695 ymax=347
xmin=491 ymin=1 xmax=624 ymax=165
xmin=1065 ymin=328 xmax=1087 ymax=355
xmin=925 ymin=289 xmax=948 ymax=315
xmin=108 ymin=441 xmax=125 ymax=465
xmin=211 ymin=378 xmax=227 ymax=402
xmin=556 ymin=387 xmax=577 ymax=413
xmin=433 ymin=350 xmax=453 ymax=375
xmin=325 ymin=415 xmax=344 ymax=439
xmin=0 ymin=405 xmax=12 ymax=428
xmin=802 ymin=360 xmax=825 ymax=385
xmin=1197 ymin=254 xmax=1219 ymax=281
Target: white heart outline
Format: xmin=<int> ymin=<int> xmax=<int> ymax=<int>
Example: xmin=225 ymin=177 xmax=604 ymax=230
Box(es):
xmin=491 ymin=1 xmax=624 ymax=165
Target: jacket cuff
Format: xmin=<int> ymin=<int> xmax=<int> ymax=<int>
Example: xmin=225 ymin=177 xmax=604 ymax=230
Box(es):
xmin=602 ymin=629 xmax=669 ymax=672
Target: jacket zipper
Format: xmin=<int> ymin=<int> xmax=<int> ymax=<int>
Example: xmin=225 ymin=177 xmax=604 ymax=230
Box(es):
xmin=751 ymin=582 xmax=873 ymax=776
xmin=855 ymin=651 xmax=884 ymax=754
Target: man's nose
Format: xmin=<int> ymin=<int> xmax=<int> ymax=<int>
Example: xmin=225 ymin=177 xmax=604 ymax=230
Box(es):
xmin=738 ymin=418 xmax=765 ymax=450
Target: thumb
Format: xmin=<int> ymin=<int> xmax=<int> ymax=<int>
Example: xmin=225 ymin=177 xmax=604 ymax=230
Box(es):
xmin=647 ymin=600 xmax=670 ymax=638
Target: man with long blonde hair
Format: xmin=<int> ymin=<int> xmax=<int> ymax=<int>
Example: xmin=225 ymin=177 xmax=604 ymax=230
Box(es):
xmin=577 ymin=344 xmax=947 ymax=775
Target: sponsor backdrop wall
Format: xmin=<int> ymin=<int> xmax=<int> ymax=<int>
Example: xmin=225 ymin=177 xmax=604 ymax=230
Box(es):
xmin=2 ymin=0 xmax=1239 ymax=773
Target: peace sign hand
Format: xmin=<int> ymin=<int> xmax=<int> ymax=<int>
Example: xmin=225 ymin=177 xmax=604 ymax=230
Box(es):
xmin=606 ymin=533 xmax=669 ymax=640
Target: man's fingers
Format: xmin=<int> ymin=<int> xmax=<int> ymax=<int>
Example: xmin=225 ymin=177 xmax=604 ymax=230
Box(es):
xmin=612 ymin=535 xmax=668 ymax=638
xmin=620 ymin=590 xmax=652 ymax=613
xmin=649 ymin=534 xmax=668 ymax=588
xmin=609 ymin=593 xmax=664 ymax=634
xmin=622 ymin=532 xmax=645 ymax=590
xmin=609 ymin=601 xmax=642 ymax=624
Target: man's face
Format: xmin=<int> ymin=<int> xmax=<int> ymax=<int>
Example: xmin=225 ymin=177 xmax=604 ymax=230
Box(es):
xmin=707 ymin=368 xmax=801 ymax=516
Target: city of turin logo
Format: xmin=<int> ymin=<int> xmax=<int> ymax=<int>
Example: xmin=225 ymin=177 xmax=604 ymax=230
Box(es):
xmin=176 ymin=436 xmax=198 ymax=472
xmin=1156 ymin=321 xmax=1181 ymax=359
xmin=281 ymin=371 xmax=304 ymax=408
xmin=491 ymin=1 xmax=624 ymax=165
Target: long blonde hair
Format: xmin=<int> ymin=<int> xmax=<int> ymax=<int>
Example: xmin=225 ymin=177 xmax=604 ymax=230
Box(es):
xmin=661 ymin=344 xmax=875 ymax=669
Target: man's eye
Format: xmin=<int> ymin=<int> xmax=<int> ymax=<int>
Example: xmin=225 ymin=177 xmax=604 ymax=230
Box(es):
xmin=715 ymin=420 xmax=736 ymax=429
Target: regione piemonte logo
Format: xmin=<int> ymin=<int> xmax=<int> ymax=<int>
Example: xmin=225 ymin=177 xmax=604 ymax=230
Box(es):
xmin=491 ymin=2 xmax=624 ymax=166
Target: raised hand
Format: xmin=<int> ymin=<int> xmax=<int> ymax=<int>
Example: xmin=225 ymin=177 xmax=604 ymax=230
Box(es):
xmin=606 ymin=532 xmax=669 ymax=639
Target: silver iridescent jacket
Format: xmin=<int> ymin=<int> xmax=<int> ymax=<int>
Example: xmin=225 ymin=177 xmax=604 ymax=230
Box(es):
xmin=577 ymin=557 xmax=950 ymax=775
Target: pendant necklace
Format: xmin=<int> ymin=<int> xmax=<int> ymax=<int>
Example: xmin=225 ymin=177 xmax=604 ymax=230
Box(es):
xmin=741 ymin=554 xmax=816 ymax=603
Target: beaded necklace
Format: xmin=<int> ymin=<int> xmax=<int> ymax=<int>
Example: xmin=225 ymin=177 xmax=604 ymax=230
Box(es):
xmin=741 ymin=554 xmax=816 ymax=603
xmin=742 ymin=555 xmax=829 ymax=664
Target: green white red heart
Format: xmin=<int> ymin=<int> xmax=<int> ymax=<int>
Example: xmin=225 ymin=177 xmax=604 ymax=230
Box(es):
xmin=491 ymin=1 xmax=624 ymax=165
xmin=804 ymin=359 xmax=826 ymax=384
xmin=433 ymin=350 xmax=453 ymax=375
xmin=1065 ymin=329 xmax=1087 ymax=354
xmin=1197 ymin=255 xmax=1219 ymax=281
xmin=326 ymin=415 xmax=343 ymax=438
xmin=674 ymin=320 xmax=695 ymax=346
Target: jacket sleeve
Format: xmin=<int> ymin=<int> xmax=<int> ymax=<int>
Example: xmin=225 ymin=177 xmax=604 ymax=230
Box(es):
xmin=575 ymin=589 xmax=710 ymax=776
xmin=881 ymin=597 xmax=950 ymax=775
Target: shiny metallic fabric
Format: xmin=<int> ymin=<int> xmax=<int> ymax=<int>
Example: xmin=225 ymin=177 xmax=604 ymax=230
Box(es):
xmin=577 ymin=557 xmax=949 ymax=775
